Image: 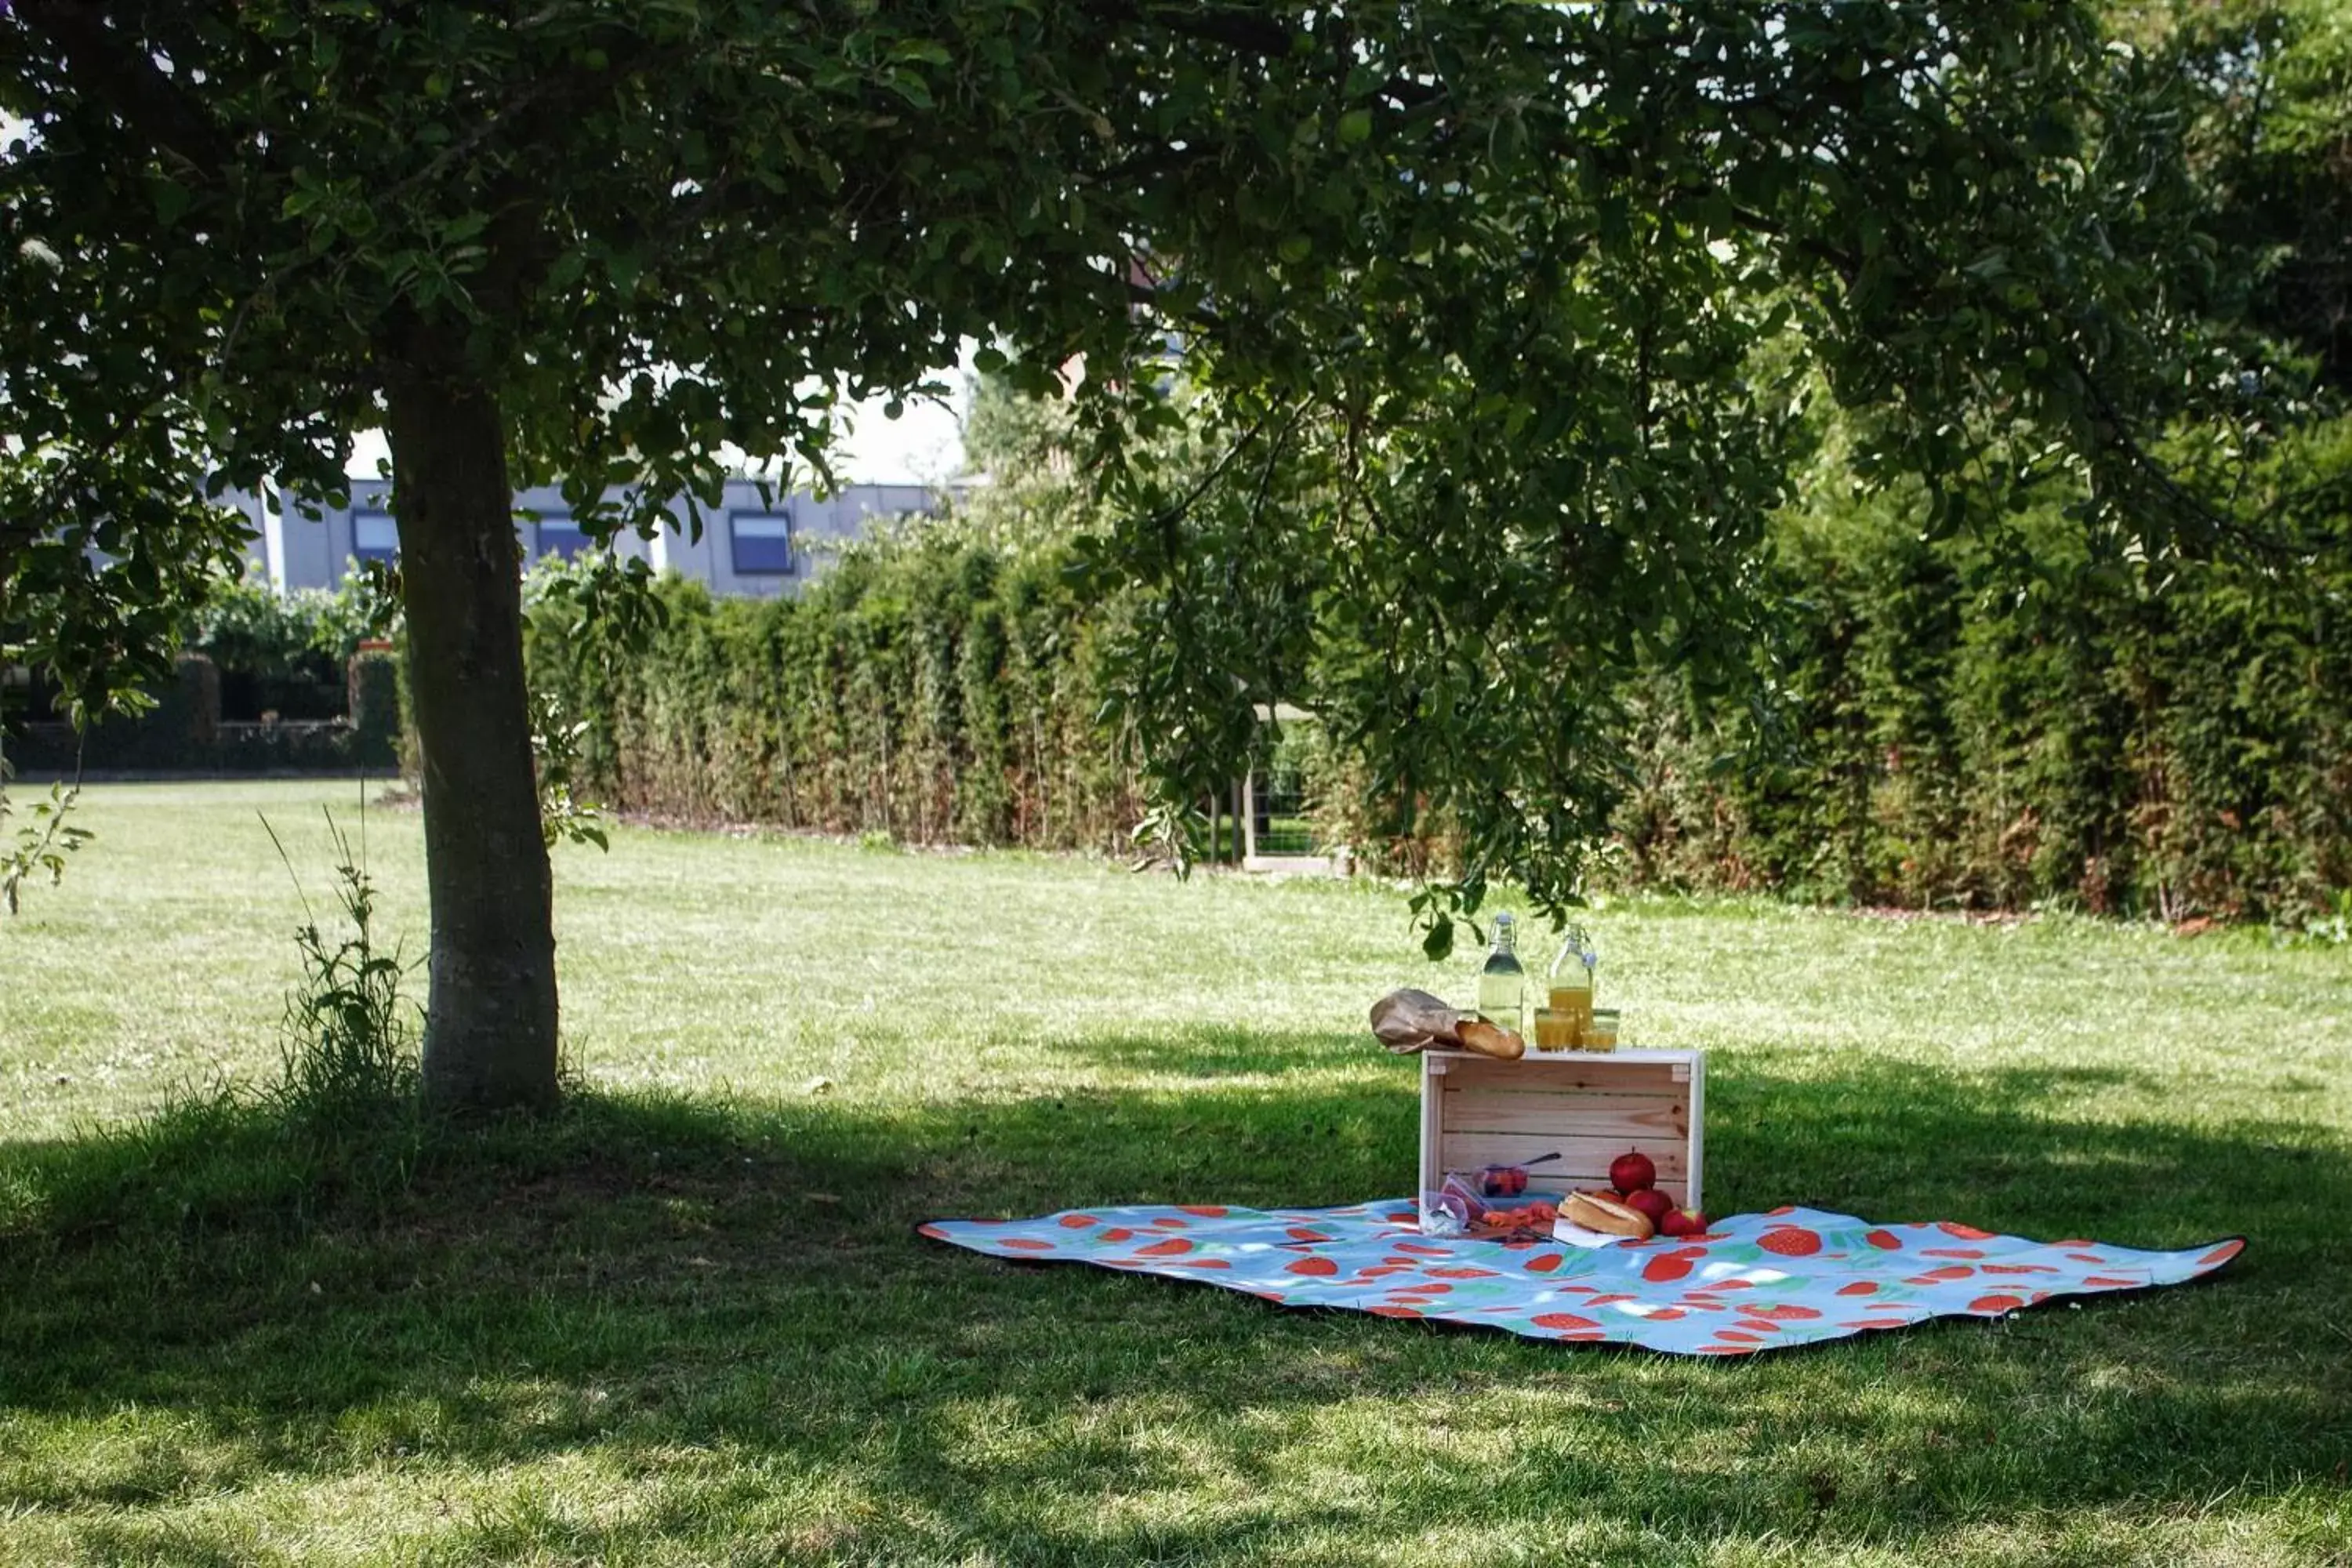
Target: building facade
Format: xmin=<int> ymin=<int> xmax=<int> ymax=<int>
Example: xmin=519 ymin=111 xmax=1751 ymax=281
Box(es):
xmin=249 ymin=477 xmax=945 ymax=595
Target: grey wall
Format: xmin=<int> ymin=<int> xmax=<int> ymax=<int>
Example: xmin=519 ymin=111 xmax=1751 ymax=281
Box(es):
xmin=252 ymin=478 xmax=949 ymax=596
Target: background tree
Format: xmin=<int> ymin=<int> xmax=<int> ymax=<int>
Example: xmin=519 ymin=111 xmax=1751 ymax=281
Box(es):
xmin=2 ymin=2 xmax=2270 ymax=1109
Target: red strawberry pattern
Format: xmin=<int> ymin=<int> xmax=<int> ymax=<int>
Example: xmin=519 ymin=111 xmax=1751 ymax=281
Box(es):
xmin=923 ymin=1203 xmax=2242 ymax=1357
xmin=1758 ymin=1225 xmax=1825 ymax=1257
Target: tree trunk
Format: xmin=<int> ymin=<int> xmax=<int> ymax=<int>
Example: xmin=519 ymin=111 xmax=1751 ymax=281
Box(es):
xmin=381 ymin=333 xmax=560 ymax=1113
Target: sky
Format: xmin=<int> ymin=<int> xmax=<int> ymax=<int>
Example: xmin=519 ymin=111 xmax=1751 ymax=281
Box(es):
xmin=829 ymin=365 xmax=975 ymax=487
xmin=347 ymin=356 xmax=975 ymax=487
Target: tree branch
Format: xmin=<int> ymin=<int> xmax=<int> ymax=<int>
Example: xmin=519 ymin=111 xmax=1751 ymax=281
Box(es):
xmin=2059 ymin=343 xmax=2314 ymax=562
xmin=1081 ymin=0 xmax=1296 ymax=61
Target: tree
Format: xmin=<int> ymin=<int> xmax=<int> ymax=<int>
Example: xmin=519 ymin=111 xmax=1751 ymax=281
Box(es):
xmin=2136 ymin=0 xmax=2352 ymax=390
xmin=2 ymin=2 xmax=2263 ymax=1108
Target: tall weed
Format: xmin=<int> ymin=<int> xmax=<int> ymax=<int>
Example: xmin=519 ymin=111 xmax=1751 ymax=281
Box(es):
xmin=259 ymin=806 xmax=421 ymax=1134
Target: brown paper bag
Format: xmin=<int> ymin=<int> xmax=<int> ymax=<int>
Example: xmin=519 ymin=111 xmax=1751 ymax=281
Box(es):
xmin=1367 ymin=989 xmax=1523 ymax=1059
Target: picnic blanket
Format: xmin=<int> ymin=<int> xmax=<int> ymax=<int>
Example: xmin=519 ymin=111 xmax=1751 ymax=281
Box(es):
xmin=923 ymin=1200 xmax=2242 ymax=1356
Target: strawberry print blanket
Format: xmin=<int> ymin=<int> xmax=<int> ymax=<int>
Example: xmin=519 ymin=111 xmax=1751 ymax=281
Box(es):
xmin=923 ymin=1200 xmax=2242 ymax=1356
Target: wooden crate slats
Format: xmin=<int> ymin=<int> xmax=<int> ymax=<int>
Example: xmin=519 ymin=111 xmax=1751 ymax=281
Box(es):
xmin=1439 ymin=1087 xmax=1688 ymax=1140
xmin=1418 ymin=1047 xmax=1706 ymax=1214
xmin=1437 ymin=1058 xmax=1685 ymax=1098
xmin=1435 ymin=1132 xmax=1690 ymax=1192
xmin=1417 ymin=1050 xmax=1447 ymax=1207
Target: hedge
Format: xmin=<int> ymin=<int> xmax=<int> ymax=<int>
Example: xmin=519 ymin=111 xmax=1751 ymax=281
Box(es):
xmin=178 ymin=568 xmax=388 ymax=723
xmin=1613 ymin=484 xmax=2352 ymax=924
xmin=533 ymin=495 xmax=2349 ymax=924
xmin=524 ymin=539 xmax=1143 ymax=852
xmin=4 ymin=652 xmax=403 ymax=777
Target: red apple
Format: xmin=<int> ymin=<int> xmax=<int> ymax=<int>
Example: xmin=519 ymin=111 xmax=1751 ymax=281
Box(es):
xmin=1623 ymin=1188 xmax=1673 ymax=1225
xmin=1658 ymin=1208 xmax=1708 ymax=1239
xmin=1609 ymin=1150 xmax=1657 ymax=1193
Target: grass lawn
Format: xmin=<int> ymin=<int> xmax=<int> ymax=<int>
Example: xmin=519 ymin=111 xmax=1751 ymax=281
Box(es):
xmin=2 ymin=779 xmax=2349 ymax=1566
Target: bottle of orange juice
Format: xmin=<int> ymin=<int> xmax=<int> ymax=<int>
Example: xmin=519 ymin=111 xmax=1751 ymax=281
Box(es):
xmin=1542 ymin=925 xmax=1595 ymax=1048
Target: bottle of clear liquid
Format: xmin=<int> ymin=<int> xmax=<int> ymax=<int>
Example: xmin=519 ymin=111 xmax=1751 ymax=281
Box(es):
xmin=1476 ymin=913 xmax=1529 ymax=1038
xmin=1544 ymin=924 xmax=1595 ymax=1049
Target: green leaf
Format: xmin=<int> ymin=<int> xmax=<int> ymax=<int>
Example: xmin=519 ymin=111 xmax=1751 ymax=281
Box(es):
xmin=1421 ymin=916 xmax=1454 ymax=963
xmin=154 ymin=180 xmax=194 ymax=228
xmin=891 ymin=38 xmax=953 ymax=68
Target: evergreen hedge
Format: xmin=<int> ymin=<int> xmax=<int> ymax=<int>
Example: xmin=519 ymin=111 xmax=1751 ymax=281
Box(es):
xmin=529 ymin=507 xmax=2349 ymax=924
xmin=1616 ymin=480 xmax=2352 ymax=924
xmin=524 ymin=539 xmax=1142 ymax=853
xmin=6 ymin=652 xmax=403 ymax=776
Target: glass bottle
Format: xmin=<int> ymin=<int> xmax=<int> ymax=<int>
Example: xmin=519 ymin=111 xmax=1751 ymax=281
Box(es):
xmin=1475 ymin=913 xmax=1529 ymax=1038
xmin=1545 ymin=924 xmax=1595 ymax=1048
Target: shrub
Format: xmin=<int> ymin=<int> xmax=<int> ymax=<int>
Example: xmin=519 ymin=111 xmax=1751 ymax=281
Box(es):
xmin=1614 ymin=463 xmax=2352 ymax=923
xmin=182 ymin=565 xmax=400 ymax=722
xmin=520 ymin=485 xmax=2350 ymax=922
xmin=524 ymin=538 xmax=1139 ymax=854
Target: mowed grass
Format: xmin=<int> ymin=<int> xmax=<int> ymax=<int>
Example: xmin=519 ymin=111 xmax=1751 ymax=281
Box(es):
xmin=1 ymin=779 xmax=2348 ymax=1567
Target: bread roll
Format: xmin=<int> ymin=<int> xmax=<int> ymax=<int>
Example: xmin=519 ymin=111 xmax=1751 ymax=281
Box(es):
xmin=1563 ymin=1189 xmax=1654 ymax=1240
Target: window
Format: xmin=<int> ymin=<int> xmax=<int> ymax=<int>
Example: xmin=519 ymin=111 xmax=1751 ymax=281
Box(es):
xmin=535 ymin=514 xmax=588 ymax=561
xmin=353 ymin=510 xmax=398 ymax=564
xmin=728 ymin=510 xmax=793 ymax=575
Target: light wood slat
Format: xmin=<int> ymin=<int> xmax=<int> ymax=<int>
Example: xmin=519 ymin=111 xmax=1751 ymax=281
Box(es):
xmin=1432 ymin=1130 xmax=1689 ymax=1188
xmin=1439 ymin=1058 xmax=1683 ymax=1097
xmin=1417 ymin=1051 xmax=1446 ymax=1200
xmin=1441 ymin=1089 xmax=1687 ymax=1139
xmin=1685 ymin=1054 xmax=1706 ymax=1211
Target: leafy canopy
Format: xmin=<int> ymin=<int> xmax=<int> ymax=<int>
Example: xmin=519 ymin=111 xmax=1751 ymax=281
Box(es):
xmin=2 ymin=1 xmax=2273 ymax=945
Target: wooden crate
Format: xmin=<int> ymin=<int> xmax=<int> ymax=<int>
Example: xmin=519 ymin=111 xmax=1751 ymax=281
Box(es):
xmin=1418 ymin=1047 xmax=1706 ymax=1212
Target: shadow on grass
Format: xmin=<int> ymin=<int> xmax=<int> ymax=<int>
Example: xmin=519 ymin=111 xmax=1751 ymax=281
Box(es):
xmin=2 ymin=1035 xmax=2345 ymax=1563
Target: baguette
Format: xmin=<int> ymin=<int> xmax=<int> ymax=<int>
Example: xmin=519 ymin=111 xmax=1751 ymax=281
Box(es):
xmin=1563 ymin=1189 xmax=1654 ymax=1240
xmin=1455 ymin=1018 xmax=1526 ymax=1061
